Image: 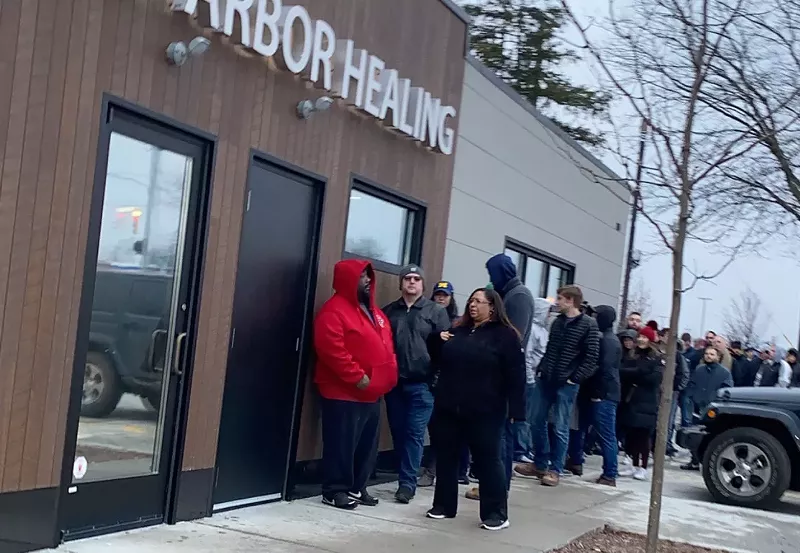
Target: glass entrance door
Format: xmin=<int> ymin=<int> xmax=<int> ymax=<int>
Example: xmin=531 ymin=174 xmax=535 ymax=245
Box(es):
xmin=60 ymin=104 xmax=210 ymax=537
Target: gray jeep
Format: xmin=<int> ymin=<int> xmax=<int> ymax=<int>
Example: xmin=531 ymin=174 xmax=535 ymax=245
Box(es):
xmin=677 ymin=387 xmax=800 ymax=509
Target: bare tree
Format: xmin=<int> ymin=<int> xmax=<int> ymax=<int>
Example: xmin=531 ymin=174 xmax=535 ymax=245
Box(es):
xmin=627 ymin=276 xmax=653 ymax=318
xmin=723 ymin=287 xmax=766 ymax=345
xmin=557 ymin=1 xmax=800 ymax=551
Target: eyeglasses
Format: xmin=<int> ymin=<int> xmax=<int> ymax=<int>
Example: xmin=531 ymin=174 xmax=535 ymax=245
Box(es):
xmin=403 ymin=276 xmax=422 ymax=282
xmin=468 ymin=298 xmax=490 ymax=305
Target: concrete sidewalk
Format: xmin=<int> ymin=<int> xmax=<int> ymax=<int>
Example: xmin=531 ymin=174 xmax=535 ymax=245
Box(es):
xmin=50 ymin=459 xmax=800 ymax=553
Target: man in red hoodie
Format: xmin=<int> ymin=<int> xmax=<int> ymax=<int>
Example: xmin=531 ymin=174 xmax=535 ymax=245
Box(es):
xmin=314 ymin=259 xmax=399 ymax=510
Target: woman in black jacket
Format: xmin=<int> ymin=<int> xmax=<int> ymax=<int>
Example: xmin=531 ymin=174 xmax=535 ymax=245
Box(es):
xmin=617 ymin=326 xmax=663 ymax=481
xmin=427 ymin=288 xmax=526 ymax=531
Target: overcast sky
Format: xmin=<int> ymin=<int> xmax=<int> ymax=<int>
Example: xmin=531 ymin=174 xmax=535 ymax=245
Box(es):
xmin=461 ymin=0 xmax=800 ymax=346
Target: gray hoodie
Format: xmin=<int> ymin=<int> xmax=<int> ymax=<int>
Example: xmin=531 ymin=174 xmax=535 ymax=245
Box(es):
xmin=525 ymin=298 xmax=551 ymax=384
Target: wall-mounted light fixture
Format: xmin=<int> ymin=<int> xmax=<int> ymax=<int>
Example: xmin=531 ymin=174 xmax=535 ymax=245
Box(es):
xmin=166 ymin=36 xmax=211 ymax=67
xmin=297 ymin=96 xmax=334 ymax=120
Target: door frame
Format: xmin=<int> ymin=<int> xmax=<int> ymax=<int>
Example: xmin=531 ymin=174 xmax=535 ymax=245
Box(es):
xmin=213 ymin=150 xmax=325 ymax=507
xmin=57 ymin=94 xmax=216 ymax=539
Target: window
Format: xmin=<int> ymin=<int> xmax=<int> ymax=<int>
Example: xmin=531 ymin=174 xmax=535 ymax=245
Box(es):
xmin=344 ymin=179 xmax=425 ymax=270
xmin=504 ymin=240 xmax=575 ymax=300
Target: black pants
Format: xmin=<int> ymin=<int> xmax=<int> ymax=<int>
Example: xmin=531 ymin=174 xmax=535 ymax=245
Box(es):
xmin=625 ymin=427 xmax=651 ymax=469
xmin=321 ymin=397 xmax=381 ymax=498
xmin=432 ymin=408 xmax=507 ymax=522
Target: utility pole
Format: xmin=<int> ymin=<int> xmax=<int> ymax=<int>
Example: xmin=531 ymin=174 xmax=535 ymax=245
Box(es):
xmin=619 ymin=119 xmax=648 ymax=326
xmin=698 ymin=297 xmax=712 ymax=335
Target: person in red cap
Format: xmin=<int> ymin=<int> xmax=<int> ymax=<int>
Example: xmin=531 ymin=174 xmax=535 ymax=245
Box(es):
xmin=616 ymin=326 xmax=663 ymax=481
xmin=314 ymin=260 xmax=399 ymax=510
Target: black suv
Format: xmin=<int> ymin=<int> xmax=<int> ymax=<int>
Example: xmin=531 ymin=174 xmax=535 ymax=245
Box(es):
xmin=82 ymin=267 xmax=171 ymax=418
xmin=678 ymin=387 xmax=800 ymax=509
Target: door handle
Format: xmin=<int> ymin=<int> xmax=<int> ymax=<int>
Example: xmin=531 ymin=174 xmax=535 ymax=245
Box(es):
xmin=149 ymin=329 xmax=168 ymax=372
xmin=173 ymin=332 xmax=187 ymax=376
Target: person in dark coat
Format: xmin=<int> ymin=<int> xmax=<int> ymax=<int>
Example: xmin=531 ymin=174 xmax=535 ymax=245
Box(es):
xmin=426 ymin=288 xmax=526 ymax=531
xmin=566 ymin=305 xmax=621 ymax=486
xmin=617 ymin=326 xmax=663 ymax=481
xmin=680 ymin=345 xmax=733 ymax=470
xmin=787 ymin=348 xmax=800 ymax=388
xmin=731 ymin=341 xmax=759 ymax=387
xmin=666 ymin=341 xmax=690 ymax=456
xmin=382 ymin=265 xmax=451 ymax=504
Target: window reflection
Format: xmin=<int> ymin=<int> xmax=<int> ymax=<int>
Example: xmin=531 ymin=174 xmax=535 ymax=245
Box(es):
xmin=345 ymin=188 xmax=417 ymax=266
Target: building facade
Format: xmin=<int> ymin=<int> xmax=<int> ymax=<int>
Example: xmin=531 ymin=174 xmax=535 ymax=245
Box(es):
xmin=443 ymin=58 xmax=629 ymax=309
xmin=0 ymin=0 xmax=467 ymax=550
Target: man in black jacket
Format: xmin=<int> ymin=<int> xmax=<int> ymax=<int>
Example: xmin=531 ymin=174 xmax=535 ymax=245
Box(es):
xmin=383 ymin=265 xmax=451 ymax=504
xmin=566 ymin=305 xmax=621 ymax=486
xmin=515 ymin=285 xmax=599 ymax=487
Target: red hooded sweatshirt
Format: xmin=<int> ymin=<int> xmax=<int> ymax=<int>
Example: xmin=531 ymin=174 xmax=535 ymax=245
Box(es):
xmin=314 ymin=259 xmax=398 ymax=402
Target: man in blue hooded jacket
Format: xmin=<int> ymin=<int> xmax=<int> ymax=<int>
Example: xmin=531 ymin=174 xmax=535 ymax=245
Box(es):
xmin=483 ymin=254 xmax=534 ymax=493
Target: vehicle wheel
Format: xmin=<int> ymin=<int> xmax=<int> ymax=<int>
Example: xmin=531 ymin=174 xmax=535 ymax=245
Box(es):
xmin=702 ymin=427 xmax=791 ymax=508
xmin=142 ymin=393 xmax=161 ymax=412
xmin=80 ymin=352 xmax=123 ymax=418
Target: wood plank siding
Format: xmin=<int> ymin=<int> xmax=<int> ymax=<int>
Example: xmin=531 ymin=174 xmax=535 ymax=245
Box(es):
xmin=0 ymin=0 xmax=466 ymax=492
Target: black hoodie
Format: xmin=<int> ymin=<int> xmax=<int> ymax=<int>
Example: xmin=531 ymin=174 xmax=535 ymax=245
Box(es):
xmin=582 ymin=305 xmax=622 ymax=402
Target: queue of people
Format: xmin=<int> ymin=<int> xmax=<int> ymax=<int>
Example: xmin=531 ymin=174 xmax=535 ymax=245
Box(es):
xmin=309 ymin=253 xmax=800 ymax=532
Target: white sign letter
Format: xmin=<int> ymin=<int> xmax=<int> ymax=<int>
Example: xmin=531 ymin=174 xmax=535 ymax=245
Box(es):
xmin=311 ymin=20 xmax=335 ymax=90
xmin=332 ymin=40 xmax=367 ymax=107
xmin=437 ymin=105 xmax=457 ymax=155
xmin=420 ymin=92 xmax=442 ymax=149
xmin=253 ymin=0 xmax=281 ymax=57
xmin=278 ymin=5 xmax=313 ymax=74
xmin=363 ymin=55 xmax=385 ymax=118
xmin=174 ymin=0 xmax=222 ymax=31
xmin=378 ymin=69 xmax=400 ymax=127
xmin=224 ymin=0 xmax=254 ymax=47
xmin=410 ymin=87 xmax=425 ymax=139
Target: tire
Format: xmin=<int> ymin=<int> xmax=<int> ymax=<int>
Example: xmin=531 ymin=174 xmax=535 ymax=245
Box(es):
xmin=80 ymin=352 xmax=123 ymax=418
xmin=702 ymin=426 xmax=791 ymax=508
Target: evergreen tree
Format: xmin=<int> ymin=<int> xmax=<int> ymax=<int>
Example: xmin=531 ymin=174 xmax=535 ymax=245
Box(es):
xmin=463 ymin=0 xmax=609 ymax=147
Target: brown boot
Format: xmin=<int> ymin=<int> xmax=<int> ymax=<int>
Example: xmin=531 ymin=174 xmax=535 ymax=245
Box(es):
xmin=465 ymin=487 xmax=480 ymax=500
xmin=596 ymin=476 xmax=617 ymax=487
xmin=541 ymin=471 xmax=560 ymax=487
xmin=513 ymin=463 xmax=546 ymax=479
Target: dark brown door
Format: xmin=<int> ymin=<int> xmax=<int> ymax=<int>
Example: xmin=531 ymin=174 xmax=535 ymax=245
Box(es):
xmin=213 ymin=156 xmax=321 ymax=510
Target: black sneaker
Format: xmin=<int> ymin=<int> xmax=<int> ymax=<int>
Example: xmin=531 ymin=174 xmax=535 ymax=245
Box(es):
xmin=680 ymin=462 xmax=700 ymax=471
xmin=481 ymin=518 xmax=510 ymax=531
xmin=565 ymin=462 xmax=583 ymax=476
xmin=395 ymin=486 xmax=414 ymax=504
xmin=322 ymin=492 xmax=358 ymax=510
xmin=349 ymin=490 xmax=379 ymax=507
xmin=426 ymin=507 xmax=455 ymax=520
xmin=457 ymin=476 xmax=470 ymax=485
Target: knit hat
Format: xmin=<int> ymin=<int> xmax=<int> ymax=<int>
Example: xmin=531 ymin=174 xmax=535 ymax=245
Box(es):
xmin=432 ymin=281 xmax=454 ymax=296
xmin=639 ymin=326 xmax=657 ymax=342
xmin=646 ymin=320 xmax=659 ymax=331
xmin=398 ymin=264 xmax=425 ymax=283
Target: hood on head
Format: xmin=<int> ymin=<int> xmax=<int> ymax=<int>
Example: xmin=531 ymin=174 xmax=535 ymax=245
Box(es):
xmin=618 ymin=329 xmax=638 ymax=341
xmin=533 ymin=298 xmax=551 ymax=326
xmin=774 ymin=347 xmax=786 ymax=363
xmin=332 ymin=259 xmax=375 ymax=307
xmin=594 ymin=305 xmax=616 ymax=331
xmin=486 ymin=254 xmax=517 ymax=292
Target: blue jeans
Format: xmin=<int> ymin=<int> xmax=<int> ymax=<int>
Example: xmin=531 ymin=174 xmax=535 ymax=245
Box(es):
xmin=385 ymin=382 xmax=435 ymax=492
xmin=499 ymin=420 xmax=514 ymax=490
xmin=679 ymin=389 xmax=693 ymax=427
xmin=512 ymin=383 xmax=537 ymax=459
xmin=666 ymin=393 xmax=680 ymax=453
xmin=568 ymin=400 xmax=618 ymax=479
xmin=531 ymin=381 xmax=579 ymax=473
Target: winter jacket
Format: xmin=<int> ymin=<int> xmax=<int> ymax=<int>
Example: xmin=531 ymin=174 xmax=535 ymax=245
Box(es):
xmin=537 ymin=312 xmax=600 ymax=386
xmin=313 ymin=260 xmax=398 ymax=403
xmin=755 ymin=358 xmax=792 ymax=388
xmin=731 ymin=353 xmax=759 ymax=387
xmin=524 ymin=298 xmax=551 ymax=384
xmin=582 ymin=305 xmax=621 ymax=402
xmin=790 ymin=362 xmax=800 ymax=388
xmin=486 ymin=254 xmax=535 ymax=347
xmin=618 ymin=346 xmax=664 ymax=430
xmin=688 ymin=362 xmax=733 ymax=414
xmin=382 ymin=296 xmax=450 ymax=383
xmin=673 ymin=350 xmax=690 ymax=394
xmin=431 ymin=321 xmax=526 ymax=421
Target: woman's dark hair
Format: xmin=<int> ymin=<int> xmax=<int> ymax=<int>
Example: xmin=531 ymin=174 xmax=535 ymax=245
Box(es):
xmin=432 ymin=290 xmax=460 ymax=321
xmin=456 ymin=288 xmax=520 ymax=339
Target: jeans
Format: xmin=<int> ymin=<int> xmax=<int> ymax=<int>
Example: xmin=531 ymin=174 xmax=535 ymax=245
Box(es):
xmin=531 ymin=380 xmax=579 ymax=474
xmin=432 ymin=409 xmax=507 ymax=522
xmin=513 ymin=383 xmax=537 ymax=459
xmin=500 ymin=420 xmax=514 ymax=490
xmin=385 ymin=381 xmax=435 ymax=493
xmin=679 ymin=389 xmax=693 ymax=428
xmin=666 ymin=393 xmax=680 ymax=453
xmin=321 ymin=398 xmax=381 ymax=498
xmin=592 ymin=400 xmax=618 ymax=479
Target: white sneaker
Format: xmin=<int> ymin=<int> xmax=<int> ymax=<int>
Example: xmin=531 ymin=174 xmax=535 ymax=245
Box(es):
xmin=617 ymin=465 xmax=635 ymax=477
xmin=519 ymin=454 xmax=534 ymax=463
xmin=620 ymin=455 xmax=633 ymax=466
xmin=633 ymin=467 xmax=648 ymax=481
